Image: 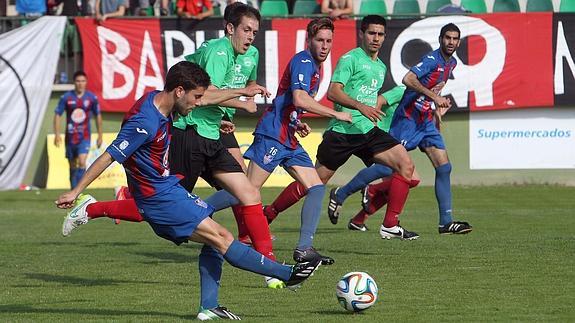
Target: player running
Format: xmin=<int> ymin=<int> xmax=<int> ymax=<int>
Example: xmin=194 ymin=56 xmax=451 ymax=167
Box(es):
xmin=203 ymin=17 xmax=352 ymax=265
xmin=326 ymin=23 xmax=472 ymax=235
xmin=56 ymin=61 xmax=321 ymax=320
xmin=53 ymin=71 xmax=102 ymax=189
xmin=263 ymin=15 xmax=418 ymax=240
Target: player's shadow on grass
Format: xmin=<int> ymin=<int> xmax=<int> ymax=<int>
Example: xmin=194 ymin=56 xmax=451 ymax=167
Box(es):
xmin=0 ymin=304 xmax=191 ymax=319
xmin=24 ymin=273 xmax=159 ymax=286
xmin=132 ymin=251 xmax=199 ymax=264
xmin=271 ymin=247 xmax=380 ymax=257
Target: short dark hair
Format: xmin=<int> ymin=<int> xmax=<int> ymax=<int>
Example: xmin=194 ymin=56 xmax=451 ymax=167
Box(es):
xmin=440 ymin=23 xmax=460 ymax=39
xmin=224 ymin=2 xmax=245 ymax=23
xmin=227 ymin=3 xmax=261 ymax=28
xmin=73 ymin=70 xmax=87 ymax=80
xmin=164 ymin=61 xmax=210 ymax=92
xmin=306 ymin=17 xmax=334 ymax=40
xmin=360 ymin=15 xmax=386 ymax=33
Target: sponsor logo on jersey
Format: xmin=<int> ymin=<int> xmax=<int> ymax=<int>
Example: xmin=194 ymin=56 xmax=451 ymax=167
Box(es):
xmin=136 ymin=127 xmax=148 ymax=135
xmin=70 ymin=108 xmax=87 ymax=124
xmin=119 ymin=140 xmax=129 ymax=150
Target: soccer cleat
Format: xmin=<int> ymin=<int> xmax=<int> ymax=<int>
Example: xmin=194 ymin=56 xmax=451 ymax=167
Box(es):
xmin=439 ymin=221 xmax=473 ymax=235
xmin=327 ymin=187 xmax=342 ymax=225
xmin=197 ymin=306 xmax=241 ymax=320
xmin=62 ymin=194 xmax=96 ymax=237
xmin=348 ymin=220 xmax=368 ymax=232
xmin=360 ymin=185 xmax=372 ymax=213
xmin=379 ymin=224 xmax=419 ymax=240
xmin=265 ymin=276 xmax=286 ymax=289
xmin=285 ymin=258 xmax=322 ymax=290
xmin=293 ymin=246 xmax=334 ymax=265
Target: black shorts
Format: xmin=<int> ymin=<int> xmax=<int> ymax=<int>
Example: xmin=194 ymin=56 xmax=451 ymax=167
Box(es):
xmin=220 ymin=131 xmax=240 ymax=149
xmin=169 ymin=126 xmax=244 ymax=192
xmin=220 ymin=115 xmax=240 ymax=149
xmin=316 ymin=128 xmax=399 ymax=171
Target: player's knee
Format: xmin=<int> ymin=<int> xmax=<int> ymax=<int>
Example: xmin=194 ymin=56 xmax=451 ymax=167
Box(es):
xmin=241 ymin=184 xmax=261 ymax=204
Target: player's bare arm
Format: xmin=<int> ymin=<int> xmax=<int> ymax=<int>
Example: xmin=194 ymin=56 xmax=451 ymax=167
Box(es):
xmin=403 ymin=71 xmax=451 ymax=109
xmin=53 ymin=114 xmax=62 ymax=147
xmin=55 ymin=151 xmax=114 ymax=209
xmin=96 ymin=113 xmax=103 ymax=148
xmin=293 ymin=89 xmax=352 ymax=122
xmin=327 ymin=82 xmax=384 ymax=122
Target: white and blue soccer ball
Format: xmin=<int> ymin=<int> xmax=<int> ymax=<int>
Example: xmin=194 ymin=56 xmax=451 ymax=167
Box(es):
xmin=336 ymin=271 xmax=378 ymax=312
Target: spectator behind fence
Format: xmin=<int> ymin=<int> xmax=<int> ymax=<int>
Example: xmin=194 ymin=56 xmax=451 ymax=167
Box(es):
xmin=95 ymin=0 xmax=128 ymax=21
xmin=320 ymin=0 xmax=352 ymax=19
xmin=177 ymin=0 xmax=213 ymax=19
xmin=138 ymin=0 xmax=170 ymax=16
xmin=16 ymin=0 xmax=46 ymax=16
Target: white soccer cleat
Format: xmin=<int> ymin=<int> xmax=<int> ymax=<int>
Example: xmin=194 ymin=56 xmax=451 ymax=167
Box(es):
xmin=62 ymin=194 xmax=96 ymax=237
xmin=265 ymin=276 xmax=286 ymax=289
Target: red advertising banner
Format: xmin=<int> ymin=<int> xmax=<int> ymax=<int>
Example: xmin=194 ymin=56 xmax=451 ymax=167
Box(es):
xmin=468 ymin=13 xmax=554 ymax=111
xmin=75 ymin=18 xmax=164 ymax=112
xmin=75 ymin=15 xmax=569 ymax=113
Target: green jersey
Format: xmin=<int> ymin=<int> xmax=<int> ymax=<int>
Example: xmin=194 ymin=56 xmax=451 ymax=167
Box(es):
xmin=173 ymin=37 xmax=258 ymax=139
xmin=327 ymin=47 xmax=387 ymax=135
xmin=378 ymin=86 xmax=406 ymax=132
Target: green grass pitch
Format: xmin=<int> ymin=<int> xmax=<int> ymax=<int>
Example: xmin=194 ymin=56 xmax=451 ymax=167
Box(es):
xmin=1 ymin=186 xmax=574 ymax=322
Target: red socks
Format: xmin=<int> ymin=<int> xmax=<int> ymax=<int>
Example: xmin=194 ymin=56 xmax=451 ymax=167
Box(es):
xmin=267 ymin=181 xmax=307 ymax=222
xmin=232 ymin=205 xmax=250 ymax=242
xmin=86 ymin=200 xmax=144 ymax=222
xmin=383 ymin=174 xmax=411 ymax=228
xmin=239 ymin=203 xmax=275 ymax=260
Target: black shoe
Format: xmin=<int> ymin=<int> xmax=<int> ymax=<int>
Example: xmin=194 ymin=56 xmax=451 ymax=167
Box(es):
xmin=293 ymin=246 xmax=335 ymax=265
xmin=285 ymin=258 xmax=322 ymax=290
xmin=197 ymin=306 xmax=241 ymax=320
xmin=327 ymin=187 xmax=342 ymax=225
xmin=360 ymin=185 xmax=371 ymax=213
xmin=348 ymin=219 xmax=368 ymax=232
xmin=439 ymin=221 xmax=473 ymax=235
xmin=379 ymin=223 xmax=419 ymax=240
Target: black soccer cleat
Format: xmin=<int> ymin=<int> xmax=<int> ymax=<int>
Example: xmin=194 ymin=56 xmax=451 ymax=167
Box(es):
xmin=327 ymin=187 xmax=342 ymax=225
xmin=439 ymin=221 xmax=473 ymax=235
xmin=197 ymin=306 xmax=241 ymax=320
xmin=285 ymin=258 xmax=322 ymax=290
xmin=348 ymin=219 xmax=368 ymax=232
xmin=293 ymin=246 xmax=335 ymax=265
xmin=379 ymin=223 xmax=419 ymax=240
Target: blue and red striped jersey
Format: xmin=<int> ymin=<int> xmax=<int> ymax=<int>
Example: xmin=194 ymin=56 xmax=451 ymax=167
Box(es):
xmin=55 ymin=91 xmax=100 ymax=145
xmin=395 ymin=49 xmax=457 ymax=124
xmin=254 ymin=50 xmax=321 ymax=149
xmin=106 ymin=91 xmax=180 ymax=200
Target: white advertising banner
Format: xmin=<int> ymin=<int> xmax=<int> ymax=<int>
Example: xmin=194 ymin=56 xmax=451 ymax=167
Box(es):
xmin=0 ymin=17 xmax=67 ymax=190
xmin=469 ymin=108 xmax=575 ymax=169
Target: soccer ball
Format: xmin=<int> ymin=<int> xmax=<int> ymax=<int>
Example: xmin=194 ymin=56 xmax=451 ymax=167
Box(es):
xmin=336 ymin=271 xmax=378 ymax=312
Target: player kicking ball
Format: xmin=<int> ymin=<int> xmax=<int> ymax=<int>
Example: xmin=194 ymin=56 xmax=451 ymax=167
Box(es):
xmin=56 ymin=61 xmax=321 ymax=320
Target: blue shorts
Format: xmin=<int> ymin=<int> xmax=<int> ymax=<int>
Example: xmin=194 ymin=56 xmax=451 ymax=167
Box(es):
xmin=136 ymin=185 xmax=214 ymax=245
xmin=243 ymin=134 xmax=314 ymax=173
xmin=390 ymin=117 xmax=445 ymax=151
xmin=65 ymin=139 xmax=91 ymax=159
